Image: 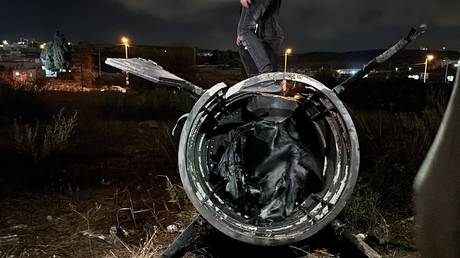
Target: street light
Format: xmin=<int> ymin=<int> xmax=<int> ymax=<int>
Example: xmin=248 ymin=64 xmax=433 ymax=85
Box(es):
xmin=424 ymin=54 xmax=435 ymax=83
xmin=121 ymin=36 xmax=129 ymax=59
xmin=284 ymin=48 xmax=292 ymax=73
xmin=121 ymin=36 xmax=130 ymax=86
xmin=40 ymin=43 xmax=46 ymax=49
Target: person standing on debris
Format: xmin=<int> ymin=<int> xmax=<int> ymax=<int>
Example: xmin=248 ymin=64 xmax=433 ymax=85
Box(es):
xmin=237 ymin=0 xmax=284 ymax=77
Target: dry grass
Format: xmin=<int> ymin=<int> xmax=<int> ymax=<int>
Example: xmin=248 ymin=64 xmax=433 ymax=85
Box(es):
xmin=158 ymin=175 xmax=186 ymax=210
xmin=107 ymin=206 xmax=197 ymax=258
xmin=343 ymin=185 xmax=390 ymax=244
xmin=42 ymin=108 xmax=78 ymax=158
xmin=350 ymin=106 xmax=443 ymax=210
xmin=342 ymin=88 xmax=449 ymax=254
xmin=13 ymin=108 xmax=78 ymax=163
xmin=0 ymin=184 xmax=196 ymax=258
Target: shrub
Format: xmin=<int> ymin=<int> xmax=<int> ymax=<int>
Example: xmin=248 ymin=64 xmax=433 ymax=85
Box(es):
xmin=42 ymin=109 xmax=78 ymax=158
xmin=13 ymin=108 xmax=78 ymax=163
xmin=13 ymin=120 xmax=41 ymax=163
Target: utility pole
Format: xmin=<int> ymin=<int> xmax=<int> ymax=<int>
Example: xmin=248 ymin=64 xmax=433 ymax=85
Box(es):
xmin=121 ymin=37 xmax=130 ymax=86
xmin=424 ymin=55 xmax=435 ymax=84
xmin=98 ymin=47 xmax=102 ymax=78
xmin=284 ymin=48 xmax=292 ymax=73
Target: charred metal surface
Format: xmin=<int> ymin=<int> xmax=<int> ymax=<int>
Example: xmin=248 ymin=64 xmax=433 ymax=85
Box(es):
xmin=333 ymin=24 xmax=428 ymax=94
xmin=179 ymin=73 xmax=360 ymax=246
xmin=104 ymin=25 xmax=427 ymax=250
xmin=105 ymin=58 xmax=205 ymax=99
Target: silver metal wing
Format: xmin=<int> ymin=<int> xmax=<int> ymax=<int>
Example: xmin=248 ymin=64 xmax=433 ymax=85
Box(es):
xmin=105 ymin=58 xmax=205 ymax=98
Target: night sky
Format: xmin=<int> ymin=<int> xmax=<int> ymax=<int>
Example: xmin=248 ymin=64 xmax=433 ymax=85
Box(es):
xmin=1 ymin=0 xmax=460 ymax=52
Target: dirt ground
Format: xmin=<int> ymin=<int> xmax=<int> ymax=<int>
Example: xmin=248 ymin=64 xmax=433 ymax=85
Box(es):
xmin=0 ymin=88 xmax=196 ymax=257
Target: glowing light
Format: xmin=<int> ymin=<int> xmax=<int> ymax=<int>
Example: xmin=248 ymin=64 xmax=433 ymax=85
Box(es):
xmin=284 ymin=48 xmax=293 ymax=73
xmin=2 ymin=40 xmax=8 ymax=45
xmin=15 ymin=71 xmax=20 ymax=76
xmin=336 ymin=69 xmax=360 ymax=75
xmin=40 ymin=43 xmax=46 ymax=49
xmin=408 ymin=74 xmax=420 ymax=80
xmin=447 ymin=76 xmax=455 ymax=82
xmin=408 ymin=67 xmax=413 ymax=71
xmin=121 ymin=36 xmax=130 ymax=86
xmin=121 ymin=36 xmax=129 ymax=46
xmin=395 ymin=67 xmax=399 ymax=72
xmin=424 ymin=55 xmax=435 ymax=83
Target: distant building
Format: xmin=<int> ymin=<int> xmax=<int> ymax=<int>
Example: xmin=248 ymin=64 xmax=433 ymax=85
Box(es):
xmin=0 ymin=38 xmax=42 ymax=71
xmin=12 ymin=68 xmax=40 ymax=85
xmin=196 ymin=49 xmax=214 ymax=57
xmin=0 ymin=39 xmax=44 ymax=85
xmin=336 ymin=68 xmax=360 ymax=75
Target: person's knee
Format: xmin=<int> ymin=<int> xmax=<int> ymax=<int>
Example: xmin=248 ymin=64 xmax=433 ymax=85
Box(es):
xmin=238 ymin=22 xmax=257 ymax=36
xmin=238 ymin=31 xmax=256 ymax=48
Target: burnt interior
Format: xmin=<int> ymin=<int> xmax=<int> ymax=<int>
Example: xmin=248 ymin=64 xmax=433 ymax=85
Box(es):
xmin=200 ymin=86 xmax=332 ymax=226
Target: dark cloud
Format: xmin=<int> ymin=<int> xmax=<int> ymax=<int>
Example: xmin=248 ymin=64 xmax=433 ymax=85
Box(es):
xmin=0 ymin=0 xmax=459 ymax=52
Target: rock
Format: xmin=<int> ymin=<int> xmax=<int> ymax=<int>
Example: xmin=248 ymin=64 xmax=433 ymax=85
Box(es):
xmin=166 ymin=224 xmax=180 ymax=233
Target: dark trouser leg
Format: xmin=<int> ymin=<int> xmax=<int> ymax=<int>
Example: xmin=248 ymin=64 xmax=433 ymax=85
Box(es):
xmin=240 ymin=41 xmax=279 ymax=78
xmin=264 ymin=40 xmax=281 ymax=72
xmin=239 ymin=46 xmax=259 ymax=78
xmin=237 ymin=0 xmax=274 ymax=74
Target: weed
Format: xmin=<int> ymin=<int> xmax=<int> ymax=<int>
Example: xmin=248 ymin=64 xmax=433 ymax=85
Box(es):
xmin=343 ymin=185 xmax=390 ymax=244
xmin=69 ymin=202 xmax=102 ymax=256
xmin=13 ymin=119 xmax=41 ymax=163
xmin=158 ymin=175 xmax=186 ymax=210
xmin=13 ymin=108 xmax=78 ymax=163
xmin=42 ymin=108 xmax=78 ymax=158
xmin=349 ymin=87 xmax=447 ymax=210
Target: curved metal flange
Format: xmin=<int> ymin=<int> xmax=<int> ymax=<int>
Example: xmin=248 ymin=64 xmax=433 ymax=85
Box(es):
xmin=179 ymin=73 xmax=360 ymax=246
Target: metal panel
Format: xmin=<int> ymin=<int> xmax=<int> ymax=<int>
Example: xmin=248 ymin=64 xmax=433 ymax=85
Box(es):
xmin=105 ymin=58 xmax=205 ymax=98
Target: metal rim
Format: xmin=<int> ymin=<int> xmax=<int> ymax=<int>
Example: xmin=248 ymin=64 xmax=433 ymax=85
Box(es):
xmin=179 ymin=73 xmax=360 ymax=246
